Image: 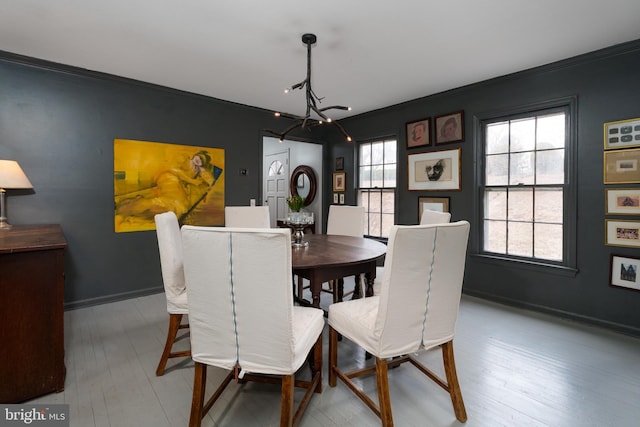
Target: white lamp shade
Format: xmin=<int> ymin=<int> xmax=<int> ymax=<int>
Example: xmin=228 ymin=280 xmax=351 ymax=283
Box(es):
xmin=0 ymin=160 xmax=33 ymax=189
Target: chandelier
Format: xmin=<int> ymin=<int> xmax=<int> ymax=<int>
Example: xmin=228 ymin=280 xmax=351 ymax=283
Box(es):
xmin=265 ymin=33 xmax=352 ymax=142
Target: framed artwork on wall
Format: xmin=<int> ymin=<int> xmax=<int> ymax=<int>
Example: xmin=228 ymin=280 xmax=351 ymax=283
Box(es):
xmin=339 ymin=193 xmax=345 ymax=204
xmin=603 ymin=148 xmax=640 ymax=184
xmin=605 ymin=188 xmax=640 ymax=215
xmin=604 ymin=117 xmax=640 ymax=150
xmin=605 ymin=219 xmax=640 ymax=248
xmin=434 ymin=111 xmax=464 ymax=144
xmin=333 ymin=172 xmax=346 ymax=192
xmin=418 ymin=197 xmax=450 ymax=220
xmin=333 ymin=193 xmax=339 ymax=204
xmin=610 ymin=254 xmax=640 ymax=291
xmin=406 ymin=117 xmax=431 ymax=148
xmin=408 ymin=148 xmax=461 ymax=191
xmin=336 ymin=157 xmax=344 ymax=171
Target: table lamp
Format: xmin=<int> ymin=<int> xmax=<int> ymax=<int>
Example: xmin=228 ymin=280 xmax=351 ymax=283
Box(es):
xmin=0 ymin=160 xmax=34 ymax=229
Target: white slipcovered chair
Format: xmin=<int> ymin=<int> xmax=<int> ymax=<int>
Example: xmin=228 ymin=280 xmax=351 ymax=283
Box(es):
xmin=320 ymin=205 xmax=366 ymax=302
xmin=154 ymin=211 xmax=191 ymax=376
xmin=224 ymin=205 xmax=270 ymax=228
xmin=328 ymin=221 xmax=470 ymax=426
xmin=420 ymin=208 xmax=451 ymax=225
xmin=181 ymin=226 xmax=324 ymax=427
xmin=373 ymin=209 xmax=452 ymax=295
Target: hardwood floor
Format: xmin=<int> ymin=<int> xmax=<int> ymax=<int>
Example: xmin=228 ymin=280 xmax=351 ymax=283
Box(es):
xmin=27 ymin=291 xmax=640 ymax=426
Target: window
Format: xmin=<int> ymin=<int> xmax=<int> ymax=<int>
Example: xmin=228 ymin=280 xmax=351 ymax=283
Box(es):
xmin=358 ymin=138 xmax=397 ymax=238
xmin=479 ymin=100 xmax=575 ymax=268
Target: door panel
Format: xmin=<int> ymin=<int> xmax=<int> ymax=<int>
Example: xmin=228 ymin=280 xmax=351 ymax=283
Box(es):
xmin=263 ymin=150 xmax=289 ymax=227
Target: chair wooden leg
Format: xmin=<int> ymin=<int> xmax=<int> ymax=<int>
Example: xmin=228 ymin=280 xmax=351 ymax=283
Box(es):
xmin=328 ymin=326 xmax=338 ymax=387
xmin=156 ymin=313 xmax=188 ymax=376
xmin=313 ymin=334 xmax=323 ymax=393
xmin=189 ymin=362 xmax=207 ymax=427
xmin=442 ymin=341 xmax=467 ymax=422
xmin=280 ymin=374 xmax=294 ymax=427
xmin=375 ymin=357 xmax=394 ymax=427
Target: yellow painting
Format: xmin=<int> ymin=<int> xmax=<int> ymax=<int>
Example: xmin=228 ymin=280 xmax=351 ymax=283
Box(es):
xmin=114 ymin=139 xmax=224 ymax=232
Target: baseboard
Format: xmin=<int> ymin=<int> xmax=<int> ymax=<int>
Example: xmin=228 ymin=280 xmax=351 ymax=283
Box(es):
xmin=463 ymin=289 xmax=640 ymax=338
xmin=64 ymin=286 xmax=163 ymax=311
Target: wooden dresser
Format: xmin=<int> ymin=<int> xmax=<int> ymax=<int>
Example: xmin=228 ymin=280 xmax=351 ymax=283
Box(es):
xmin=0 ymin=224 xmax=67 ymax=403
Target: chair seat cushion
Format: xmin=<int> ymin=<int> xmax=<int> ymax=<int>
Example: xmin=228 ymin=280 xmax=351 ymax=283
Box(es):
xmin=328 ymin=296 xmax=381 ymax=355
xmin=292 ymin=306 xmax=325 ymax=372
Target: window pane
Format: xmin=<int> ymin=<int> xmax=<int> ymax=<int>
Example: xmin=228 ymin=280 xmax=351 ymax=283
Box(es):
xmin=369 ymin=190 xmax=381 ymax=214
xmin=508 ymin=188 xmax=533 ymax=221
xmin=359 ymin=166 xmax=371 ymax=188
xmin=485 ymin=189 xmax=506 ymax=220
xmin=509 ymin=152 xmax=535 ymax=185
xmin=359 ymin=190 xmax=369 ymax=211
xmin=381 ymin=213 xmax=394 ymax=238
xmin=484 ymin=220 xmax=506 ymax=253
xmin=535 ymin=188 xmax=563 ymax=223
xmin=369 ymin=213 xmax=381 ymax=237
xmin=537 ymin=113 xmax=565 ymax=150
xmin=508 ymin=222 xmax=533 ymax=257
xmin=384 ymin=140 xmax=397 ymax=164
xmin=534 ymin=223 xmax=563 ymax=261
xmin=486 ymin=154 xmax=509 ymax=185
xmin=383 ymin=164 xmax=396 ymax=187
xmin=486 ymin=122 xmax=509 ymax=154
xmin=510 ymin=118 xmax=536 ymax=152
xmin=381 ymin=190 xmax=395 ymax=214
xmin=536 ymin=149 xmax=564 ymax=184
xmin=371 ymin=142 xmax=383 ymax=165
xmin=360 ymin=144 xmax=371 ymax=165
xmin=371 ymin=165 xmax=383 ymax=188
xmin=363 ymin=212 xmax=370 ymax=235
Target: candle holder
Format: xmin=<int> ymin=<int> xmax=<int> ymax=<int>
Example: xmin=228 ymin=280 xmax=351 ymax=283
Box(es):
xmin=286 ymin=211 xmax=314 ymax=247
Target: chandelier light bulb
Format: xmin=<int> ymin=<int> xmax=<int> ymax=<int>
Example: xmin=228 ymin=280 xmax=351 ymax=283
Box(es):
xmin=346 ymin=136 xmax=352 ymax=142
xmin=284 ymin=88 xmax=290 ymax=94
xmin=274 ymin=112 xmax=281 ymax=117
xmin=327 ymin=118 xmax=332 ymax=123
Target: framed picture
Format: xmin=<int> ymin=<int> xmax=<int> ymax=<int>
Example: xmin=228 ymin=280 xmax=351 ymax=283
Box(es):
xmin=336 ymin=156 xmax=344 ymax=171
xmin=333 ymin=172 xmax=346 ymax=192
xmin=605 ymin=188 xmax=640 ymax=215
xmin=434 ymin=111 xmax=464 ymax=144
xmin=333 ymin=193 xmax=339 ymax=204
xmin=419 ymin=197 xmax=450 ymax=220
xmin=408 ymin=148 xmax=461 ymax=191
xmin=610 ymin=254 xmax=640 ymax=291
xmin=406 ymin=118 xmax=431 ymax=148
xmin=604 ymin=117 xmax=640 ymax=150
xmin=605 ymin=219 xmax=640 ymax=248
xmin=339 ymin=193 xmax=345 ymax=204
xmin=603 ymin=148 xmax=640 ymax=184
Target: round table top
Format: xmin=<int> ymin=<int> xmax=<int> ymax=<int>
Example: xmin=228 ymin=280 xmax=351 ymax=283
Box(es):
xmin=291 ymin=234 xmax=386 ymax=269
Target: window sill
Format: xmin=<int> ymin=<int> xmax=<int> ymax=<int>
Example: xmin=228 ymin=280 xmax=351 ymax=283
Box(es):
xmin=470 ymin=253 xmax=578 ymax=277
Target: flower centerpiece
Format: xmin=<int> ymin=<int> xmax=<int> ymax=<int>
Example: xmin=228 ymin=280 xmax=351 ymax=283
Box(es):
xmin=287 ymin=194 xmax=305 ymax=212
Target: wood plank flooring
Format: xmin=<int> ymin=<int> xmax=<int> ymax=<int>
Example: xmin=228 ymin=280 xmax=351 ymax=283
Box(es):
xmin=26 ymin=291 xmax=640 ymax=426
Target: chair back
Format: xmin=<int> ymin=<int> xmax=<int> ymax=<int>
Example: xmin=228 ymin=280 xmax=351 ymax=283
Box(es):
xmin=374 ymin=221 xmax=470 ymax=356
xmin=182 ymin=226 xmax=306 ymax=375
xmin=224 ymin=206 xmax=270 ymax=228
xmin=154 ymin=211 xmax=188 ymax=314
xmin=327 ymin=205 xmax=364 ymax=237
xmin=420 ymin=209 xmax=451 ymax=224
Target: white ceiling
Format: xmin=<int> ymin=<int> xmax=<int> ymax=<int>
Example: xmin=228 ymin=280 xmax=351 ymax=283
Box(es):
xmin=1 ymin=1 xmax=640 ymax=120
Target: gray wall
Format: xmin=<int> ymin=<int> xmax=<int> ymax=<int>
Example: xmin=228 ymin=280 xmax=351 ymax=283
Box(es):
xmin=331 ymin=40 xmax=640 ymax=335
xmin=3 ymin=39 xmax=640 ymax=336
xmin=0 ymin=53 xmax=316 ymax=307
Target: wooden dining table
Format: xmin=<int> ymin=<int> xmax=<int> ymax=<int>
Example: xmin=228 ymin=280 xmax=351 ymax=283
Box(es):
xmin=291 ymin=234 xmax=387 ymax=309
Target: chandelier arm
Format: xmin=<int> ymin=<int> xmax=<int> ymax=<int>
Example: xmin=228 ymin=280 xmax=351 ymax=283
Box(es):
xmin=318 ymin=105 xmax=350 ymax=112
xmin=332 ymin=121 xmax=352 ymax=142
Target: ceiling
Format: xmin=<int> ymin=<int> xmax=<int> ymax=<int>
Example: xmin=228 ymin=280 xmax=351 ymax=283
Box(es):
xmin=1 ymin=1 xmax=640 ymax=120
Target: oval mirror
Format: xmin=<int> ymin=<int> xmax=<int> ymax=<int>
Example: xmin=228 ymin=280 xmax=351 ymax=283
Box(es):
xmin=290 ymin=165 xmax=317 ymax=207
